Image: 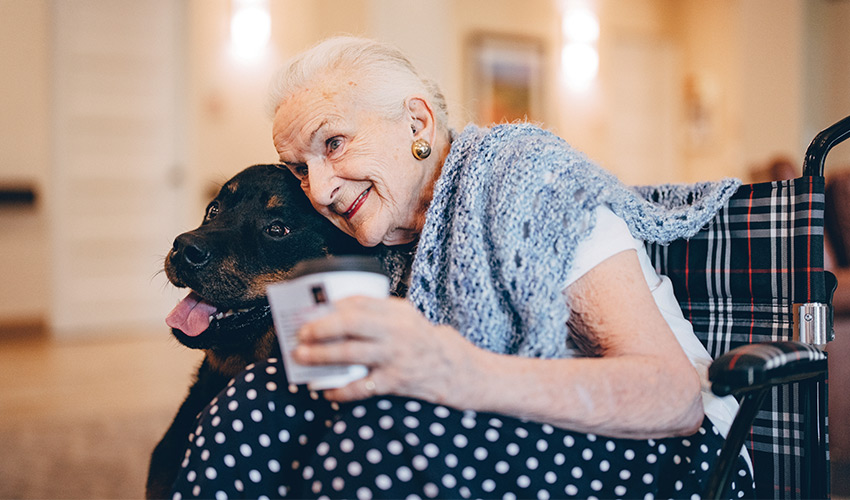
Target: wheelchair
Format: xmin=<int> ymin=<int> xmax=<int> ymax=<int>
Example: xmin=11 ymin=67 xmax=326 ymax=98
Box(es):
xmin=647 ymin=115 xmax=850 ymax=498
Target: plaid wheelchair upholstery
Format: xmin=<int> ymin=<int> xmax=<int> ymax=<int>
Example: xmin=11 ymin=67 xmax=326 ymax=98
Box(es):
xmin=645 ymin=176 xmax=827 ymax=499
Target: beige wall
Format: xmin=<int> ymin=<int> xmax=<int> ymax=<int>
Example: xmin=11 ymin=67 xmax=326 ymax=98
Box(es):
xmin=183 ymin=0 xmax=848 ymax=193
xmin=2 ymin=0 xmax=850 ymax=328
xmin=0 ymin=0 xmax=50 ymax=322
xmin=656 ymin=0 xmax=811 ymax=180
xmin=670 ymin=0 xmax=742 ymax=180
xmin=737 ymin=0 xmax=807 ymax=172
xmin=185 ymin=0 xmax=287 ymax=213
xmin=806 ymin=0 xmax=850 ymax=170
xmin=671 ymin=0 xmax=850 ymax=179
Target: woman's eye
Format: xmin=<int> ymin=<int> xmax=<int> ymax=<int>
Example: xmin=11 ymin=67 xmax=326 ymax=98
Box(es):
xmin=284 ymin=163 xmax=308 ymax=179
xmin=266 ymin=222 xmax=290 ymax=238
xmin=204 ymin=202 xmax=220 ymax=221
xmin=327 ymin=137 xmax=343 ymax=154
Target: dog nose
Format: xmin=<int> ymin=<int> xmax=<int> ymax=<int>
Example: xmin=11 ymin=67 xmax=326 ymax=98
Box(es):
xmin=172 ymin=233 xmax=210 ymax=267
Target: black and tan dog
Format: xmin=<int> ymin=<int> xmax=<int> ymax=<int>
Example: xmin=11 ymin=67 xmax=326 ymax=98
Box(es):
xmin=146 ymin=164 xmax=367 ymax=498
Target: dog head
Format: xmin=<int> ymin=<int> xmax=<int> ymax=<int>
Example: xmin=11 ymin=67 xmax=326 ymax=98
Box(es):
xmin=164 ymin=164 xmax=362 ymax=369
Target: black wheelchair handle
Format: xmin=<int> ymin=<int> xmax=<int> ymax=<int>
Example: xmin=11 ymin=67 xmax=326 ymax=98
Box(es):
xmin=804 ymin=114 xmax=850 ymax=177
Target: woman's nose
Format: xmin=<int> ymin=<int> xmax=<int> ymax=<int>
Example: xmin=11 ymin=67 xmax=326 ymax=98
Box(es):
xmin=306 ymin=161 xmax=341 ymax=207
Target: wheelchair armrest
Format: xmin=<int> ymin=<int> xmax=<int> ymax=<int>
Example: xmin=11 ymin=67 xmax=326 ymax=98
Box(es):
xmin=709 ymin=341 xmax=827 ymax=397
xmin=703 ymin=341 xmax=828 ymax=499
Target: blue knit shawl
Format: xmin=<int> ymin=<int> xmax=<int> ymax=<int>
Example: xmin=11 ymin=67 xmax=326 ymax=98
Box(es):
xmin=406 ymin=123 xmax=740 ymax=359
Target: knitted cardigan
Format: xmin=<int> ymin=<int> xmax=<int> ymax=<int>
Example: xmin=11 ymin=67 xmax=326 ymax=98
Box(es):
xmin=404 ymin=123 xmax=740 ymax=359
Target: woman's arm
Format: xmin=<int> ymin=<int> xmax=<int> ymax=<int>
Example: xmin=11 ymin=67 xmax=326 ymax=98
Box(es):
xmin=293 ymin=249 xmax=704 ymax=439
xmin=462 ymin=249 xmax=705 ymax=438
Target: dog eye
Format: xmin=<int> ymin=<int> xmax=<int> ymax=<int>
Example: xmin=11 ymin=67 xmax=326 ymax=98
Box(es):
xmin=265 ymin=222 xmax=290 ymax=238
xmin=205 ymin=201 xmax=220 ymax=221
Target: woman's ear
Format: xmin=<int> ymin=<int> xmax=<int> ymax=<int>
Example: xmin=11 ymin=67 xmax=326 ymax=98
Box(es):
xmin=405 ymin=96 xmax=436 ymax=144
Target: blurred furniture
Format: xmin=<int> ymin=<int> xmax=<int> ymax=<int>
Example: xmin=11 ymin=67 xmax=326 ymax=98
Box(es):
xmin=825 ymin=170 xmax=850 ymax=312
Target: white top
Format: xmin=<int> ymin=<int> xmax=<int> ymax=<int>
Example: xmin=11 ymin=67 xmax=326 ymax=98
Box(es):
xmin=562 ymin=206 xmax=751 ymax=469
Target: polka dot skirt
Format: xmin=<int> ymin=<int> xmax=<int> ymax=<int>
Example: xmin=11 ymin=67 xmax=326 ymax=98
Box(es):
xmin=170 ymin=359 xmax=754 ymax=499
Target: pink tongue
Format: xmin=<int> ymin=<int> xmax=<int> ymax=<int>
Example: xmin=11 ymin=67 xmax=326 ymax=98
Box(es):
xmin=166 ymin=292 xmax=219 ymax=337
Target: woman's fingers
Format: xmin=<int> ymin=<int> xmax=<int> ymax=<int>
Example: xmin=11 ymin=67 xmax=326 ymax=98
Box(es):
xmin=297 ymin=296 xmax=407 ymax=344
xmin=290 ymin=296 xmax=466 ymax=405
xmin=292 ymin=337 xmax=387 ymax=366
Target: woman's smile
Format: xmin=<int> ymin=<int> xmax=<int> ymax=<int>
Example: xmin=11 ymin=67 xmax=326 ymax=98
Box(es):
xmin=342 ymin=186 xmax=371 ymax=220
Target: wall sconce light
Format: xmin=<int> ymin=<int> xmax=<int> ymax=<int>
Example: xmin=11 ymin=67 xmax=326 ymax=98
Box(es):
xmin=562 ymin=6 xmax=599 ymax=43
xmin=561 ymin=42 xmax=598 ymax=91
xmin=560 ymin=3 xmax=599 ymax=91
xmin=230 ymin=0 xmax=271 ymax=60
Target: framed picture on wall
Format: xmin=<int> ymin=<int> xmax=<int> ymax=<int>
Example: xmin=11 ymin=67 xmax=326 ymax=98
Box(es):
xmin=466 ymin=33 xmax=546 ymax=126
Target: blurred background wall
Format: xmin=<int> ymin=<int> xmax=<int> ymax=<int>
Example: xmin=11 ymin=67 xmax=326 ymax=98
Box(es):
xmin=1 ymin=0 xmax=849 ymax=337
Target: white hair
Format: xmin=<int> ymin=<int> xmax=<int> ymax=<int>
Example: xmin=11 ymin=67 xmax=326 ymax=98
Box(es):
xmin=267 ymin=36 xmax=449 ymax=132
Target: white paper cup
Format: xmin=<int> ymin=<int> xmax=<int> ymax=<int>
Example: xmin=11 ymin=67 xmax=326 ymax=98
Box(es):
xmin=266 ymin=256 xmax=389 ymax=390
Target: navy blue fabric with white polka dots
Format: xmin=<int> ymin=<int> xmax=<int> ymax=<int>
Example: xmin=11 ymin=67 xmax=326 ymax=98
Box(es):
xmin=170 ymin=358 xmax=754 ymax=499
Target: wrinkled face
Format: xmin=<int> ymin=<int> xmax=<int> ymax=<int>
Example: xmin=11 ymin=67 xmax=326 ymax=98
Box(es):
xmin=272 ymin=75 xmax=432 ymax=247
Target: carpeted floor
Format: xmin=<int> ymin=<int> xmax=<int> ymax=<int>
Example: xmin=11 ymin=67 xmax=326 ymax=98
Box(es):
xmin=0 ymin=331 xmax=202 ymax=499
xmin=0 ymin=408 xmax=175 ymax=499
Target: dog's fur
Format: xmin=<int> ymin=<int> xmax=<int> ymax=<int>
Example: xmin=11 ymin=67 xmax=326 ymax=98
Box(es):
xmin=146 ymin=164 xmax=366 ymax=498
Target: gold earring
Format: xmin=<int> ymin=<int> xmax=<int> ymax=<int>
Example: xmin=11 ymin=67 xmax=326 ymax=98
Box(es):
xmin=411 ymin=138 xmax=431 ymax=160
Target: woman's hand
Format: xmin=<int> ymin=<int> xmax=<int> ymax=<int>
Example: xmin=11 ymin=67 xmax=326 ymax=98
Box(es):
xmin=291 ymin=250 xmax=703 ymax=439
xmin=291 ymin=296 xmax=476 ymax=404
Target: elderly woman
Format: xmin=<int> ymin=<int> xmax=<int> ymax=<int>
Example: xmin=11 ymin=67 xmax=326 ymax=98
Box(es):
xmin=169 ymin=36 xmax=753 ymax=499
